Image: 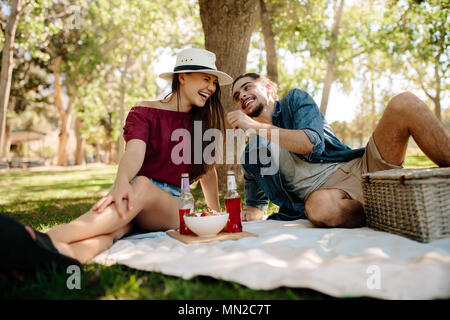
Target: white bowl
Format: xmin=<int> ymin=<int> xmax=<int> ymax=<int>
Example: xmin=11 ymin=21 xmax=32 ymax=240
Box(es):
xmin=184 ymin=213 xmax=229 ymax=237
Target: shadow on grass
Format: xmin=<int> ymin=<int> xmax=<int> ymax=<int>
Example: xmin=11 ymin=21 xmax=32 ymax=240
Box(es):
xmin=0 ymin=167 xmax=115 ymax=178
xmin=0 ymin=196 xmax=102 ymax=227
xmin=0 ymin=263 xmax=336 ymax=300
xmin=3 ymin=180 xmax=113 ymax=194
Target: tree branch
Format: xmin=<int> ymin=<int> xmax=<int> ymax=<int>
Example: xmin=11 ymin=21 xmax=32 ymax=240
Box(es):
xmin=44 ymin=11 xmax=74 ymax=23
xmin=18 ymin=0 xmax=32 ymax=16
xmin=341 ymin=48 xmax=366 ymax=64
xmin=416 ymin=68 xmax=435 ymax=101
xmin=0 ymin=21 xmax=5 ymax=36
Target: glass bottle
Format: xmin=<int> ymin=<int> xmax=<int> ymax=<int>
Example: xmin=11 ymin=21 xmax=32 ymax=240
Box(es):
xmin=179 ymin=173 xmax=194 ymax=234
xmin=224 ymin=170 xmax=242 ymax=232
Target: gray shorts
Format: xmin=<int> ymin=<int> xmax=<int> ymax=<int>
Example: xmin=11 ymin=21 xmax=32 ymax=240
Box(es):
xmin=320 ymin=135 xmax=403 ymax=204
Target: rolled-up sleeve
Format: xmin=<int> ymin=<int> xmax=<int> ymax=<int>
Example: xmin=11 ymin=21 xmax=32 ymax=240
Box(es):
xmin=303 ymin=128 xmax=324 ymax=157
xmin=288 ymin=89 xmax=325 ymax=159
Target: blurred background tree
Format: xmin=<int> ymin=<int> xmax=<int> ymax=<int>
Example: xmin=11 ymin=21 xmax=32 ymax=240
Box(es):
xmin=0 ymin=0 xmax=447 ymax=179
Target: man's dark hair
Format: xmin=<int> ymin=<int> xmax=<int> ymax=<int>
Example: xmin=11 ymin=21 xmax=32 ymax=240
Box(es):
xmin=232 ymin=73 xmax=279 ymax=99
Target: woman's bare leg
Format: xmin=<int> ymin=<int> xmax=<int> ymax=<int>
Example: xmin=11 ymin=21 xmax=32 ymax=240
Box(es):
xmin=132 ymin=181 xmax=181 ymax=231
xmin=64 ymin=179 xmax=182 ymax=263
xmin=64 ymin=222 xmax=133 ymax=264
xmin=47 ymin=176 xmax=180 ymax=244
xmin=25 ymin=223 xmax=131 ymax=264
xmin=63 ymin=181 xmax=182 ymax=263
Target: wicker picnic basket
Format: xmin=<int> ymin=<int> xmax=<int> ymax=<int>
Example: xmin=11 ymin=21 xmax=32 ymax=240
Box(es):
xmin=362 ymin=167 xmax=450 ymax=242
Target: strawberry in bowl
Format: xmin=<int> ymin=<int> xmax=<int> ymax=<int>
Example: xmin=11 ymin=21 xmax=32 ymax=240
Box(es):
xmin=200 ymin=210 xmax=219 ymax=217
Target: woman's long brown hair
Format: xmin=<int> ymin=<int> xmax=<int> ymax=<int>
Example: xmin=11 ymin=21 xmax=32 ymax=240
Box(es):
xmin=164 ymin=73 xmax=225 ymax=181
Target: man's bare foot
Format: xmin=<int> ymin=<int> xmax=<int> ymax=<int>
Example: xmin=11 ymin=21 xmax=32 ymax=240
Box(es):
xmin=241 ymin=206 xmax=265 ymax=221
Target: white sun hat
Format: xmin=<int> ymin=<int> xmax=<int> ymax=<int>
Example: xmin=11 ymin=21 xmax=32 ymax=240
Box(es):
xmin=159 ymin=48 xmax=233 ymax=86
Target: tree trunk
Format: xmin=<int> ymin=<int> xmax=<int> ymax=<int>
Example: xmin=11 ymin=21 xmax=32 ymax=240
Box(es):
xmin=199 ymin=0 xmax=260 ymax=114
xmin=433 ymin=97 xmax=441 ymax=121
xmin=433 ymin=56 xmax=441 ymax=121
xmin=117 ymin=53 xmax=132 ymax=163
xmin=118 ymin=79 xmax=126 ymax=162
xmin=418 ymin=56 xmax=442 ymax=122
xmin=0 ymin=0 xmax=22 ymax=160
xmin=74 ymin=116 xmax=85 ymax=165
xmin=259 ymin=0 xmax=278 ymax=84
xmin=2 ymin=121 xmax=12 ymax=159
xmin=369 ymin=59 xmax=376 ymax=133
xmin=199 ymin=0 xmax=260 ymax=189
xmin=319 ymin=0 xmax=345 ymax=116
xmin=95 ymin=143 xmax=102 ymax=163
xmin=54 ymin=56 xmax=72 ymax=166
xmin=105 ymin=139 xmax=114 ymax=164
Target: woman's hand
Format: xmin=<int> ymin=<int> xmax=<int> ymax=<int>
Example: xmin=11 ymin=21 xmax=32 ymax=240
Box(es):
xmin=92 ymin=180 xmax=135 ymax=219
xmin=92 ymin=139 xmax=145 ymax=218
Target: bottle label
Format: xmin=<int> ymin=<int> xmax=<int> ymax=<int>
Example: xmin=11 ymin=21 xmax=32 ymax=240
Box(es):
xmin=181 ymin=178 xmax=190 ymax=191
xmin=182 ymin=203 xmax=194 ymax=213
xmin=227 ymin=175 xmax=236 ymax=191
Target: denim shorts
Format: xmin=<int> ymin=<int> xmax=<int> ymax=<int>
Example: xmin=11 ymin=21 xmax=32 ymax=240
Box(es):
xmin=109 ymin=176 xmax=181 ymax=199
xmin=130 ymin=176 xmax=181 ymax=198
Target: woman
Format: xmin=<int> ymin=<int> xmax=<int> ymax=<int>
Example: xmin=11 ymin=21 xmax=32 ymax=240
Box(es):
xmin=0 ymin=48 xmax=233 ymax=274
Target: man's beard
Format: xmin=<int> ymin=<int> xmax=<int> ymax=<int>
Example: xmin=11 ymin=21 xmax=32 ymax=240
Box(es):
xmin=247 ymin=102 xmax=264 ymax=118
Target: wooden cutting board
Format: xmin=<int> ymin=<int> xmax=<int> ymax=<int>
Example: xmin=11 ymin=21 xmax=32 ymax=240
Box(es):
xmin=167 ymin=230 xmax=258 ymax=244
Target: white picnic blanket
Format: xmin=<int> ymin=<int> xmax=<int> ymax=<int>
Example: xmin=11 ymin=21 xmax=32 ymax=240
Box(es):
xmin=92 ymin=219 xmax=450 ymax=299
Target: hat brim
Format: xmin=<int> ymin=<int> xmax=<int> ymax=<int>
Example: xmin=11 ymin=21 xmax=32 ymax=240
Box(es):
xmin=159 ymin=69 xmax=233 ymax=86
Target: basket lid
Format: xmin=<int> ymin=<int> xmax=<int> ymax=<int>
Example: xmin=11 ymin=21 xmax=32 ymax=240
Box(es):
xmin=362 ymin=167 xmax=450 ymax=180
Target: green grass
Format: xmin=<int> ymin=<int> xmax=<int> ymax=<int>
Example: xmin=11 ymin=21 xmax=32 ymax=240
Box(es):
xmin=0 ymin=165 xmax=329 ymax=300
xmin=404 ymin=154 xmax=436 ymax=168
xmin=0 ymin=154 xmax=435 ymax=300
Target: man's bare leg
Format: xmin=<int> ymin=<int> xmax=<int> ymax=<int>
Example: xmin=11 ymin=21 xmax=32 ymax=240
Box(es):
xmin=305 ymin=189 xmax=364 ymax=228
xmin=373 ymin=91 xmax=450 ymax=166
xmin=304 ymin=92 xmax=449 ymax=228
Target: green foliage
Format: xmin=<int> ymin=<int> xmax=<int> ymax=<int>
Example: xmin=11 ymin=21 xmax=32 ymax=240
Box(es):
xmin=3 ymin=0 xmax=448 ymax=161
xmin=380 ymin=0 xmax=449 ymax=114
xmin=270 ymin=0 xmax=389 ymax=96
xmin=4 ymin=0 xmax=204 ymax=157
xmin=66 ymin=0 xmax=204 ymax=145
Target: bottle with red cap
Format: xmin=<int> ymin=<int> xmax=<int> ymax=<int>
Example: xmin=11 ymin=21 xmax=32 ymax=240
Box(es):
xmin=224 ymin=170 xmax=242 ymax=233
xmin=179 ymin=173 xmax=194 ymax=234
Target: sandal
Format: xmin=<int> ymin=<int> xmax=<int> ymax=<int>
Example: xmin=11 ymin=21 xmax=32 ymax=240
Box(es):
xmin=0 ymin=214 xmax=81 ymax=277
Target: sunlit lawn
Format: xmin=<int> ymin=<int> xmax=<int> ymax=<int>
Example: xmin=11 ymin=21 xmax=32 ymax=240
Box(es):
xmin=0 ymin=165 xmax=325 ymax=299
xmin=0 ymin=154 xmax=435 ymax=299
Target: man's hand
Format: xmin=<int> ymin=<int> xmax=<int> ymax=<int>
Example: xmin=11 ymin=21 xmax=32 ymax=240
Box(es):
xmin=227 ymin=110 xmax=261 ymax=131
xmin=241 ymin=205 xmax=265 ymax=221
xmin=92 ymin=180 xmax=134 ymax=219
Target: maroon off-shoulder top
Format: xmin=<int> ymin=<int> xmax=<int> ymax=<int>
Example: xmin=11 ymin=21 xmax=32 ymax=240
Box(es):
xmin=123 ymin=106 xmax=194 ymax=187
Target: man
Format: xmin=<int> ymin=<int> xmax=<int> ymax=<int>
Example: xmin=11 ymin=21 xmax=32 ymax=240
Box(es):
xmin=227 ymin=73 xmax=450 ymax=227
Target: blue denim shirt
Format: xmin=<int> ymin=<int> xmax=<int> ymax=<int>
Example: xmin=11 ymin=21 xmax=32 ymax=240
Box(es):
xmin=241 ymin=89 xmax=365 ymax=221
